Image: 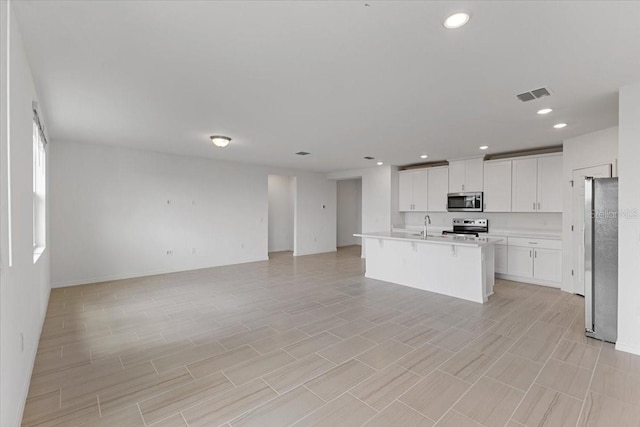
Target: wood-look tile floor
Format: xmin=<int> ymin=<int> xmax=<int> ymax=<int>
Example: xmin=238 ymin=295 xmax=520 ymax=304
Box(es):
xmin=23 ymin=246 xmax=640 ymax=426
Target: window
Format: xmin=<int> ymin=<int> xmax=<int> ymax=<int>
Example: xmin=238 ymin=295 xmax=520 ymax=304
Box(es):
xmin=33 ymin=111 xmax=46 ymax=262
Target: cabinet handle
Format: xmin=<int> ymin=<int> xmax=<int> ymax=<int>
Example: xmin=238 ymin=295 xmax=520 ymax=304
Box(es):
xmin=533 ymin=202 xmax=536 ymax=210
xmin=535 ymin=250 xmax=537 ymax=258
xmin=462 ymin=184 xmax=465 ymax=191
xmin=529 ymin=250 xmax=532 ymax=258
xmin=538 ymin=202 xmax=541 ymax=210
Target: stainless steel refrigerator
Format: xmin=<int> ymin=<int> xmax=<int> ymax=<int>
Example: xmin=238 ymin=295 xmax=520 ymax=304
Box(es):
xmin=584 ymin=177 xmax=618 ymax=343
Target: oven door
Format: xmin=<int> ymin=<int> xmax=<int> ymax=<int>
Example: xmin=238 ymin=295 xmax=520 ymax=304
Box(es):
xmin=447 ymin=193 xmax=483 ymax=212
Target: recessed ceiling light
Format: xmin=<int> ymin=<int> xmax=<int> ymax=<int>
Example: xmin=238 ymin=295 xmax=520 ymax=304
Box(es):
xmin=537 ymin=108 xmax=553 ymax=115
xmin=420 ymin=155 xmax=428 ymax=159
xmin=553 ymin=123 xmax=567 ymax=129
xmin=443 ymin=12 xmax=470 ymax=29
xmin=377 ymin=161 xmax=383 ymax=166
xmin=479 ymin=145 xmax=489 ymax=150
xmin=210 ymin=135 xmax=231 ymax=148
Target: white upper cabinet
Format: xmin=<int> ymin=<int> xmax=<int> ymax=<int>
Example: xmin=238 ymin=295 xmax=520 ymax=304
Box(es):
xmin=512 ymin=158 xmax=539 ymax=212
xmin=448 ymin=161 xmax=466 ymax=193
xmin=483 ymin=160 xmax=512 ymax=212
xmin=536 ymin=154 xmax=563 ymax=212
xmin=427 ymin=166 xmax=449 ymax=212
xmin=398 ymin=171 xmax=414 ymax=211
xmin=512 ymin=154 xmax=562 ymax=213
xmin=412 ymin=169 xmax=428 ymax=211
xmin=448 ymin=158 xmax=483 ymax=193
xmin=398 ymin=169 xmax=428 ymax=212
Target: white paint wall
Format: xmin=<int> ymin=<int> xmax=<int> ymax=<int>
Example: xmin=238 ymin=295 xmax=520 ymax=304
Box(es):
xmin=562 ymin=127 xmax=619 ymax=293
xmin=51 ymin=141 xmax=336 ymax=286
xmin=336 ymin=178 xmax=362 ymax=247
xmin=1 ymin=3 xmax=51 ymax=426
xmin=292 ymin=173 xmax=337 ymax=256
xmin=268 ymin=175 xmax=294 ymax=252
xmin=328 ymin=166 xmax=394 ymax=234
xmin=617 ymin=82 xmax=640 ymax=355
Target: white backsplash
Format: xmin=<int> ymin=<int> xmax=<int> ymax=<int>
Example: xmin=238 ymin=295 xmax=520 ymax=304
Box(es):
xmin=402 ymin=212 xmax=562 ymax=232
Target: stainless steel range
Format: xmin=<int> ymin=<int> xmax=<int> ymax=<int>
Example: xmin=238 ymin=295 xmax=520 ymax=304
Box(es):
xmin=442 ymin=218 xmax=488 ymax=238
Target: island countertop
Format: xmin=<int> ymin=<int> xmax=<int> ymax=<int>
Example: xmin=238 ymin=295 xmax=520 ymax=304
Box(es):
xmin=354 ymin=231 xmax=504 ymax=247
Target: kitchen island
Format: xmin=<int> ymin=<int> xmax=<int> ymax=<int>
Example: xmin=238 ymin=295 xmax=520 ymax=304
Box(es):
xmin=354 ymin=232 xmax=504 ymax=303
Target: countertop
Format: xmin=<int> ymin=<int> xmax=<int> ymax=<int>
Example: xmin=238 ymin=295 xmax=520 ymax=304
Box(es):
xmin=391 ymin=225 xmax=562 ymax=241
xmin=355 ymin=232 xmax=505 ymax=247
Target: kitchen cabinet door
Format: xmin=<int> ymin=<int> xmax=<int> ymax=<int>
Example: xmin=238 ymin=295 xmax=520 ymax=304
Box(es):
xmin=537 ymin=155 xmax=563 ymax=213
xmin=412 ymin=169 xmax=429 ymax=211
xmin=495 ymin=244 xmax=508 ymax=274
xmin=483 ymin=160 xmax=512 ymax=212
xmin=448 ymin=161 xmax=466 ymax=193
xmin=464 ymin=158 xmax=484 ymax=192
xmin=427 ymin=167 xmax=448 ymax=212
xmin=507 ymin=246 xmax=534 ymax=277
xmin=511 ymin=158 xmax=538 ymax=212
xmin=398 ymin=171 xmax=414 ymax=211
xmin=533 ymin=248 xmax=562 ymax=283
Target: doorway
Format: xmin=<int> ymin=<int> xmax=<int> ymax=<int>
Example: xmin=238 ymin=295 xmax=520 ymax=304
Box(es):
xmin=572 ymin=164 xmax=612 ymax=295
xmin=268 ymin=175 xmax=295 ymax=255
xmin=336 ymin=178 xmax=362 ymax=249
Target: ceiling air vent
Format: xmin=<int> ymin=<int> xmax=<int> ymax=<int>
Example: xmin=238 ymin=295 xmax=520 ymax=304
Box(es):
xmin=295 ymin=151 xmax=310 ymax=156
xmin=516 ymin=87 xmax=551 ymax=102
xmin=364 ymin=156 xmax=375 ymax=160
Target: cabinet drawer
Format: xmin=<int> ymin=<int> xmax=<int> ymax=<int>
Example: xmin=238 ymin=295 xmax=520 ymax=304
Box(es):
xmin=508 ymin=237 xmax=562 ymax=250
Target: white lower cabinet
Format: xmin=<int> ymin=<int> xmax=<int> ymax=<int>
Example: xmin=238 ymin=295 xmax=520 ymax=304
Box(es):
xmin=532 ymin=248 xmax=562 ymax=283
xmin=495 ymin=244 xmax=508 ymax=274
xmin=507 ymin=246 xmax=534 ymax=278
xmin=500 ymin=237 xmax=562 ymax=287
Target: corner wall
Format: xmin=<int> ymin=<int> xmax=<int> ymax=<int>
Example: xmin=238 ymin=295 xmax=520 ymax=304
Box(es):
xmin=617 ymin=82 xmax=640 ymax=355
xmin=1 ymin=2 xmax=52 ymax=425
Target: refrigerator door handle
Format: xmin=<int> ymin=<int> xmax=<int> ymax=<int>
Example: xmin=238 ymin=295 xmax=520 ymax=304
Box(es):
xmin=584 ymin=177 xmax=594 ymax=334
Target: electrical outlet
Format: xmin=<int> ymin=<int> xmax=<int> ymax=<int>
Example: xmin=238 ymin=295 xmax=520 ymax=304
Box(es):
xmin=191 ymin=248 xmax=196 ymax=255
xmin=166 ymin=250 xmax=173 ymax=255
xmin=166 ymin=200 xmax=171 ymax=205
xmin=314 ymin=237 xmax=317 ymax=243
xmin=241 ymin=243 xmax=245 ymax=249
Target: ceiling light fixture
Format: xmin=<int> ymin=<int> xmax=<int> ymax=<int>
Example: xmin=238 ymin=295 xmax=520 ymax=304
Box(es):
xmin=553 ymin=123 xmax=567 ymax=129
xmin=377 ymin=161 xmax=384 ymax=166
xmin=210 ymin=135 xmax=231 ymax=147
xmin=443 ymin=12 xmax=470 ymax=29
xmin=479 ymin=145 xmax=489 ymax=150
xmin=420 ymin=155 xmax=428 ymax=159
xmin=537 ymin=108 xmax=553 ymax=115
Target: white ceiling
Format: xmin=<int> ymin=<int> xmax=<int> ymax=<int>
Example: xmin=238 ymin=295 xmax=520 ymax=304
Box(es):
xmin=13 ymin=1 xmax=640 ymax=172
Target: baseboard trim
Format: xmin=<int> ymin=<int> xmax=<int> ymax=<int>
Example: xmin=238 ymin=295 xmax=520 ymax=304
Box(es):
xmin=496 ymin=273 xmax=562 ymax=289
xmin=615 ymin=341 xmax=640 ymax=356
xmin=51 ymin=257 xmax=269 ymax=288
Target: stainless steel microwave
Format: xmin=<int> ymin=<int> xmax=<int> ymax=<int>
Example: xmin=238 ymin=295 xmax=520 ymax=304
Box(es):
xmin=447 ymin=192 xmax=483 ymax=212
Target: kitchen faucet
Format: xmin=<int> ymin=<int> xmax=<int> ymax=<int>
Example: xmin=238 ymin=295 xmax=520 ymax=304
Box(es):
xmin=422 ymin=215 xmax=431 ymax=239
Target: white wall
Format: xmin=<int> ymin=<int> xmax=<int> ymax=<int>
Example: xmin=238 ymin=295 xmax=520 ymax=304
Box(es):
xmin=292 ymin=172 xmax=337 ymax=256
xmin=617 ymin=82 xmax=640 ymax=355
xmin=51 ymin=141 xmax=336 ymax=286
xmin=561 ymin=127 xmax=619 ymax=293
xmin=336 ymin=178 xmax=362 ymax=247
xmin=1 ymin=3 xmax=51 ymax=426
xmin=328 ymin=166 xmax=394 ymax=234
xmin=268 ymin=175 xmax=294 ymax=252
